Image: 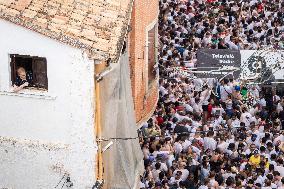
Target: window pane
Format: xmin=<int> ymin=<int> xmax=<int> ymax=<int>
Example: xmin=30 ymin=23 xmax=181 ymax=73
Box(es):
xmin=148 ymin=24 xmax=157 ymax=85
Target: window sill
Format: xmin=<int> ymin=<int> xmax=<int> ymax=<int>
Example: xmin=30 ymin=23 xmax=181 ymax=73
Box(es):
xmin=0 ymin=89 xmax=57 ymax=100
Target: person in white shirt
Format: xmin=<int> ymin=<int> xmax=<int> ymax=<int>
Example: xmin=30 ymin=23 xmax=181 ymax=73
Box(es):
xmin=217 ymin=136 xmax=229 ymax=153
xmin=152 ymin=162 xmax=162 ymax=182
xmin=203 ymin=131 xmax=217 ymax=151
xmin=220 ymin=83 xmax=232 ymax=102
xmin=231 ymin=115 xmax=241 ymax=128
xmin=274 ymin=134 xmax=284 ymax=145
xmin=259 ymin=95 xmax=267 ymax=109
xmin=182 ymin=139 xmax=192 ymax=151
xmin=173 ymin=162 xmax=189 ymax=181
xmin=169 ymin=171 xmax=183 ymax=186
xmin=251 ymin=86 xmax=260 ymax=99
xmin=277 ymin=102 xmax=283 ymax=113
xmin=193 ymin=78 xmax=204 ymax=92
xmin=240 ymin=107 xmax=252 ymax=127
xmin=212 ymin=105 xmax=225 ymax=117
xmin=273 ymin=93 xmax=281 ymax=104
xmin=262 ymin=179 xmax=275 ymax=189
xmin=246 ymin=134 xmax=260 ymax=148
xmin=174 ymin=140 xmax=183 ymax=155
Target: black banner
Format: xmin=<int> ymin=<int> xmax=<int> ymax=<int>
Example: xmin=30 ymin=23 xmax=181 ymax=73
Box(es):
xmin=196 ymin=49 xmax=241 ymax=79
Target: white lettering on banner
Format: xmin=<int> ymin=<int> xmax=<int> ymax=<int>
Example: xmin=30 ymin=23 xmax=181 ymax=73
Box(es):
xmin=219 ymin=60 xmax=234 ymax=64
xmin=212 ymin=54 xmax=235 ymax=59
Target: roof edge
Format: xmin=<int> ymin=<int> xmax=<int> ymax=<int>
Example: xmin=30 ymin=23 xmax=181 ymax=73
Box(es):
xmin=111 ymin=0 xmax=135 ymax=63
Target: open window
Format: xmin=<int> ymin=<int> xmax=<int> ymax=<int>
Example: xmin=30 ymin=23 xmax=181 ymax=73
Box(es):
xmin=10 ymin=54 xmax=48 ymax=90
xmin=147 ymin=23 xmax=158 ymax=86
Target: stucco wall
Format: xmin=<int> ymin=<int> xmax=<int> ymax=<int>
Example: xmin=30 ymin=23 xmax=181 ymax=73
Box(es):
xmin=0 ymin=20 xmax=97 ymax=189
xmin=129 ymin=0 xmax=159 ymax=125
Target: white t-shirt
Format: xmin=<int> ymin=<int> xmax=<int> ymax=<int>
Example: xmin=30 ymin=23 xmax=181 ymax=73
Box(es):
xmin=240 ymin=112 xmax=252 ymax=127
xmin=212 ymin=107 xmax=225 ymax=116
xmin=174 ymin=142 xmax=182 ymax=154
xmin=192 ymin=145 xmax=201 ymax=156
xmin=182 ymin=140 xmax=192 ymax=151
xmin=184 ymin=103 xmax=193 ymax=112
xmin=169 ymin=176 xmax=182 ymax=185
xmin=204 ymin=137 xmax=217 ymax=151
xmin=273 ymin=95 xmax=281 ymax=103
xmin=232 ymin=119 xmax=240 ymax=128
xmin=259 ymin=98 xmax=266 ymax=107
xmin=152 ymin=169 xmax=161 ymax=182
xmin=173 ymin=169 xmax=189 ymax=181
xmin=198 ymin=185 xmax=208 ymax=189
xmin=274 ymin=135 xmax=284 ymax=145
xmin=251 ymin=88 xmax=259 ymax=99
xmin=217 ymin=141 xmax=229 ymax=153
xmin=276 ymin=165 xmax=284 ymax=177
xmin=193 ymin=78 xmax=203 ymax=91
xmin=277 ymin=103 xmax=283 ymax=113
xmin=220 ymin=85 xmax=233 ymax=101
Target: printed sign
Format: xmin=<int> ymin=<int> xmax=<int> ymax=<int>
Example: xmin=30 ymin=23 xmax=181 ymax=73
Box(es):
xmin=240 ymin=50 xmax=284 ymax=83
xmin=196 ymin=49 xmax=284 ymax=83
xmin=196 ymin=49 xmax=241 ymax=79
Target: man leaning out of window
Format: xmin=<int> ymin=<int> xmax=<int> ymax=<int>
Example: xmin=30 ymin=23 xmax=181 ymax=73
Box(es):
xmin=12 ymin=67 xmax=33 ymax=92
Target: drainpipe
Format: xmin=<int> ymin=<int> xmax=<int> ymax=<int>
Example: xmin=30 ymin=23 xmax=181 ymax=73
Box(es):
xmin=95 ymin=62 xmax=105 ymax=182
xmin=93 ymin=0 xmax=135 ymax=184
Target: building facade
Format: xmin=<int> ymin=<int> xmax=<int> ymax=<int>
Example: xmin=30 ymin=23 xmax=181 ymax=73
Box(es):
xmin=129 ymin=0 xmax=160 ymax=126
xmin=0 ymin=18 xmax=96 ymax=189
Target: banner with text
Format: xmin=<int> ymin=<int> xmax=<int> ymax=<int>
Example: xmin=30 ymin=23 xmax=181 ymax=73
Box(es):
xmin=196 ymin=49 xmax=241 ymax=79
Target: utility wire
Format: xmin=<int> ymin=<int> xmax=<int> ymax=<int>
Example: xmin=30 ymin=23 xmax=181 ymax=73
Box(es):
xmin=96 ymin=126 xmax=249 ymax=142
xmin=55 ymin=173 xmax=67 ymax=188
xmin=61 ymin=180 xmax=67 ymax=189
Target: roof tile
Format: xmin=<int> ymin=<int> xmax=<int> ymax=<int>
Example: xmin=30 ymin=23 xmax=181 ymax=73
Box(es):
xmin=0 ymin=0 xmax=132 ymax=61
xmin=22 ymin=9 xmax=37 ymax=19
xmin=0 ymin=0 xmax=14 ymax=6
xmin=4 ymin=8 xmax=20 ymax=16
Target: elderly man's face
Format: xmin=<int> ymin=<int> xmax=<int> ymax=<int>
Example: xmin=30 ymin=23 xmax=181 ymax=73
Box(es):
xmin=17 ymin=68 xmax=27 ymax=80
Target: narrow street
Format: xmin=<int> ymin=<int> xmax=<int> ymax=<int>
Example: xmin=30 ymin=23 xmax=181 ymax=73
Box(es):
xmin=139 ymin=0 xmax=284 ymax=188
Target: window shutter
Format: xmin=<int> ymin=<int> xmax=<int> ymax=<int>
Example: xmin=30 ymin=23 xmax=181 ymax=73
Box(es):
xmin=10 ymin=55 xmax=17 ymax=84
xmin=148 ymin=25 xmax=157 ymax=84
xmin=32 ymin=58 xmax=48 ymax=90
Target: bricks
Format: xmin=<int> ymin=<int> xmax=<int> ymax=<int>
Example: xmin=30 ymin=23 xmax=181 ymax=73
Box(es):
xmin=129 ymin=0 xmax=159 ymax=125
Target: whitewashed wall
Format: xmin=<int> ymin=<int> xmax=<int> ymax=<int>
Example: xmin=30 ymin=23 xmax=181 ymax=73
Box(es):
xmin=0 ymin=20 xmax=97 ymax=188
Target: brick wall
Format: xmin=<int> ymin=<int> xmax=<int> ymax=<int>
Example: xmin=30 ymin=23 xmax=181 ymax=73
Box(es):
xmin=129 ymin=0 xmax=159 ymax=125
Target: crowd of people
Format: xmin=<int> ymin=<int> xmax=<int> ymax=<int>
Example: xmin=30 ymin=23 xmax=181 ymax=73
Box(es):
xmin=139 ymin=0 xmax=284 ymax=188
